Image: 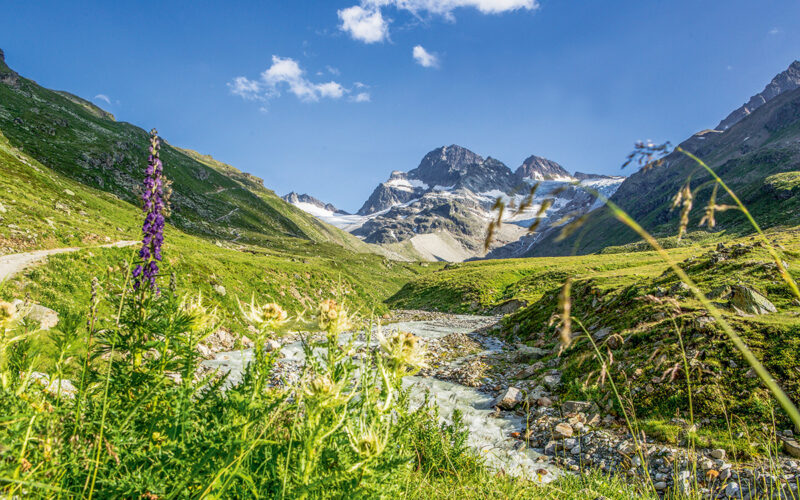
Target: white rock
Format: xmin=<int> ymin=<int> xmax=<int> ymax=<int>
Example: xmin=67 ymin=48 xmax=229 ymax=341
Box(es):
xmin=213 ymin=284 xmax=227 ymax=296
xmin=493 ymin=387 xmax=523 ymax=410
xmin=12 ymin=300 xmax=59 ymax=330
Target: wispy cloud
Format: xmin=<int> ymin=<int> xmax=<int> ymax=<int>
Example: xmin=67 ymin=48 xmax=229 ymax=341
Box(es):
xmin=769 ymin=27 xmax=782 ymax=35
xmin=412 ymin=45 xmax=439 ymax=68
xmin=338 ymin=0 xmax=538 ymax=43
xmin=350 ymin=92 xmax=371 ymax=103
xmin=94 ymin=94 xmax=112 ymax=105
xmin=228 ymin=56 xmax=367 ymax=108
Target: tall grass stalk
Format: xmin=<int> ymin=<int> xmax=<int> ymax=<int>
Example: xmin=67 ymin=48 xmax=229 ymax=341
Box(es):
xmin=574 ymin=317 xmax=656 ymax=493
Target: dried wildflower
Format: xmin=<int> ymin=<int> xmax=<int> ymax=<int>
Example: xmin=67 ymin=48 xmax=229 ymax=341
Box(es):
xmin=346 ymin=419 xmax=388 ymax=459
xmin=556 ymin=214 xmax=588 ymax=242
xmin=316 ymin=299 xmax=351 ymax=336
xmin=237 ymin=296 xmax=288 ymax=333
xmin=527 ymin=198 xmax=554 ymax=234
xmin=378 ymin=329 xmax=427 ymax=376
xmin=623 ymin=140 xmax=673 ymax=171
xmin=556 ymin=279 xmax=572 ymax=348
xmin=133 ymin=129 xmax=167 ymax=291
xmin=671 ymin=183 xmax=693 ymax=241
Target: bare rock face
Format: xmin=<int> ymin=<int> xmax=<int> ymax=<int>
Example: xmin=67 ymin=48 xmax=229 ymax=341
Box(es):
xmin=729 ymin=285 xmax=777 ymax=315
xmin=717 ymin=60 xmax=800 ymax=131
xmin=0 ymin=48 xmax=20 ymax=87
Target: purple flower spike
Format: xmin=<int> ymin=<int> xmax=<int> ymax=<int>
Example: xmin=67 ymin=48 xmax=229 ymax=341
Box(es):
xmin=134 ymin=129 xmax=166 ymax=292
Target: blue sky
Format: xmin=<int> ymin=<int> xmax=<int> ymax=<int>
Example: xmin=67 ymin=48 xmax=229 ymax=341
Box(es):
xmin=2 ymin=0 xmax=799 ymax=212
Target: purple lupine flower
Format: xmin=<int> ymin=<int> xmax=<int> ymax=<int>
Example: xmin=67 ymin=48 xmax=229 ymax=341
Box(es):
xmin=133 ymin=129 xmax=166 ymax=291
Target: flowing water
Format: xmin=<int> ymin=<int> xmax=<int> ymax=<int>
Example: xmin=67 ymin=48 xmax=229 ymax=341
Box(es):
xmin=203 ymin=315 xmax=560 ymax=481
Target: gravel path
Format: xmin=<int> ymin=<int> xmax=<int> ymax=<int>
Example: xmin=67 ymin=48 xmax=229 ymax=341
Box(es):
xmin=0 ymin=241 xmax=138 ymax=283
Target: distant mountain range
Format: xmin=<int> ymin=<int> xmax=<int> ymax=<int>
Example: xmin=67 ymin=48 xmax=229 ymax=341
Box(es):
xmin=286 ymin=59 xmax=800 ymax=261
xmin=286 ymin=145 xmax=625 ymax=261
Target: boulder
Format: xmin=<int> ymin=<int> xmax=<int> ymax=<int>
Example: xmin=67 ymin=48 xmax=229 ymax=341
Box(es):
xmin=12 ymin=300 xmax=59 ymax=330
xmin=514 ymin=345 xmax=547 ymax=362
xmin=492 ymin=387 xmax=523 ymax=410
xmin=543 ymin=371 xmax=562 ymax=390
xmin=552 ymin=422 xmax=574 ymax=439
xmin=213 ymin=284 xmax=227 ymax=296
xmin=729 ymin=285 xmax=776 ymax=315
xmin=492 ymin=299 xmax=528 ymax=315
xmin=783 ymin=437 xmax=800 ymax=458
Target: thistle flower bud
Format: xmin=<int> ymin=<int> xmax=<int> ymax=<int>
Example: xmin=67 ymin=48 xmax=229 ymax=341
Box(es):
xmin=378 ymin=330 xmax=427 ymax=376
xmin=237 ymin=296 xmax=288 ymax=333
xmin=346 ymin=419 xmax=388 ymax=459
xmin=316 ymin=299 xmax=351 ymax=336
xmin=181 ymin=293 xmax=219 ymax=333
xmin=302 ymin=373 xmax=350 ymax=408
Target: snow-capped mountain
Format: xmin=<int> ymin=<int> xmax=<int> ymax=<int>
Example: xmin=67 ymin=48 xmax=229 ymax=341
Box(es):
xmin=283 ymin=192 xmax=348 ymax=215
xmin=285 ymin=145 xmax=625 ymax=261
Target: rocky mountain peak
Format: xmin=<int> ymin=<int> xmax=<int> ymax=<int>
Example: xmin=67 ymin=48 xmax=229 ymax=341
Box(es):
xmin=717 ymin=60 xmax=800 ymax=131
xmin=0 ymin=48 xmax=5 ymax=63
xmin=409 ymin=144 xmax=487 ymax=186
xmin=283 ymin=192 xmax=348 ymax=215
xmin=515 ymin=155 xmax=573 ymax=181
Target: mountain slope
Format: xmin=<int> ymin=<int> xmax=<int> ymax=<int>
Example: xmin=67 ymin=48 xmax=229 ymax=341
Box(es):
xmin=527 ymin=62 xmax=800 ymax=257
xmin=0 ymin=49 xmax=378 ymax=256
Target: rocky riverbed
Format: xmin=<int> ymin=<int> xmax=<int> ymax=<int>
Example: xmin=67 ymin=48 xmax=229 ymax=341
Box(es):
xmin=202 ymin=310 xmax=800 ymax=498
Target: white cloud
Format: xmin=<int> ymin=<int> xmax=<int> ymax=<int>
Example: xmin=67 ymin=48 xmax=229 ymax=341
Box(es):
xmin=227 ymin=76 xmax=263 ymax=100
xmin=354 ymin=81 xmax=368 ymax=88
xmin=317 ymin=81 xmax=347 ymax=99
xmin=769 ymin=27 xmax=781 ymax=35
xmin=94 ymin=94 xmax=111 ymax=105
xmin=229 ymin=56 xmax=367 ymax=106
xmin=339 ymin=0 xmax=538 ymax=41
xmin=338 ymin=5 xmax=389 ymax=43
xmin=326 ymin=65 xmax=341 ymax=75
xmin=412 ymin=45 xmax=439 ymax=67
xmin=351 ymin=92 xmax=371 ymax=102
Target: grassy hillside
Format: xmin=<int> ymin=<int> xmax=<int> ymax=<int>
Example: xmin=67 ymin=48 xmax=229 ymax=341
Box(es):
xmin=389 ymin=227 xmax=800 ymax=447
xmin=0 ymin=133 xmax=429 ymax=328
xmin=0 ymin=52 xmax=377 ymax=255
xmin=528 ymin=86 xmax=800 ymax=257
